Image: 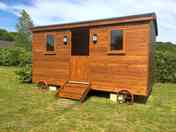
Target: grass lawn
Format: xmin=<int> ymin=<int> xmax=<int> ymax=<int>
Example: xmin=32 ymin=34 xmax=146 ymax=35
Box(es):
xmin=0 ymin=66 xmax=176 ymax=132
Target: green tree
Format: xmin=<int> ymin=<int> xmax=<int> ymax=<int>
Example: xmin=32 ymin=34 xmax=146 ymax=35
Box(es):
xmin=16 ymin=10 xmax=34 ymax=50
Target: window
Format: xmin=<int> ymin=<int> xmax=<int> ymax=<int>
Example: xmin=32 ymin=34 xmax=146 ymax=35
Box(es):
xmin=71 ymin=29 xmax=89 ymax=56
xmin=46 ymin=35 xmax=54 ymax=51
xmin=111 ymin=30 xmax=123 ymax=51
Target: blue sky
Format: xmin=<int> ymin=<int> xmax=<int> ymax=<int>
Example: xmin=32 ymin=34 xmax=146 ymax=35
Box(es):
xmin=0 ymin=0 xmax=176 ymax=43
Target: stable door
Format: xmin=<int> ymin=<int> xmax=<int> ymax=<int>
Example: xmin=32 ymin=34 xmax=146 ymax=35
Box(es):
xmin=70 ymin=28 xmax=89 ymax=82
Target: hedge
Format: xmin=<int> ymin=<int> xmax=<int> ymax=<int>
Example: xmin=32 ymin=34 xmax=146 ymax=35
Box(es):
xmin=154 ymin=49 xmax=176 ymax=83
xmin=0 ymin=47 xmax=31 ymax=66
xmin=154 ymin=42 xmax=176 ymax=83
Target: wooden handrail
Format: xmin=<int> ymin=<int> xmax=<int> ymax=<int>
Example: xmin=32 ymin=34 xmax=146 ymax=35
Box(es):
xmin=68 ymin=80 xmax=89 ymax=85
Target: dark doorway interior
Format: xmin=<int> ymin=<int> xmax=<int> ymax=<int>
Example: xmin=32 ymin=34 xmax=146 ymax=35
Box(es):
xmin=71 ymin=28 xmax=89 ymax=56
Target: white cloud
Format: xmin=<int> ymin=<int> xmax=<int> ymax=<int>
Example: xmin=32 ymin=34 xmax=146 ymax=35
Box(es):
xmin=0 ymin=0 xmax=176 ymax=43
xmin=0 ymin=2 xmax=7 ymax=10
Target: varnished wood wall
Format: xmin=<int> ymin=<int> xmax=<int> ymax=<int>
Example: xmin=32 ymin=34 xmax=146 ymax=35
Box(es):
xmin=32 ymin=31 xmax=71 ymax=85
xmin=32 ymin=21 xmax=155 ymax=96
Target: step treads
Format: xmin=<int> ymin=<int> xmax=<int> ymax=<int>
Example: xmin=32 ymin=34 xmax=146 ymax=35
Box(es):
xmin=59 ymin=88 xmax=84 ymax=96
xmin=66 ymin=83 xmax=89 ymax=88
xmin=59 ymin=91 xmax=81 ymax=100
xmin=58 ymin=82 xmax=90 ymax=101
xmin=60 ymin=85 xmax=87 ymax=94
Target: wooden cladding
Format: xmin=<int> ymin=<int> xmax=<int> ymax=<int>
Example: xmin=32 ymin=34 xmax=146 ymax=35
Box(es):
xmin=32 ymin=20 xmax=156 ymax=96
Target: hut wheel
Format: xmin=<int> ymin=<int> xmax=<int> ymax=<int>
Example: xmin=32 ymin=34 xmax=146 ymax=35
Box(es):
xmin=117 ymin=90 xmax=134 ymax=104
xmin=37 ymin=80 xmax=48 ymax=90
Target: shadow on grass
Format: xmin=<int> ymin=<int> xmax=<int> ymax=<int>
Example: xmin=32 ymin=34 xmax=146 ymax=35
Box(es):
xmin=86 ymin=90 xmax=148 ymax=104
xmin=87 ymin=90 xmax=109 ymax=99
xmin=134 ymin=95 xmax=148 ymax=104
xmin=55 ymin=86 xmax=149 ymax=104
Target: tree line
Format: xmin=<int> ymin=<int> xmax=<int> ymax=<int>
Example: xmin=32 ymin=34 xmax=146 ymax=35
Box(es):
xmin=0 ymin=29 xmax=17 ymax=41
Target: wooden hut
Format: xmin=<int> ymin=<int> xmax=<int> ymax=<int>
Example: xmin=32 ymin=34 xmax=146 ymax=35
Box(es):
xmin=31 ymin=13 xmax=158 ymax=103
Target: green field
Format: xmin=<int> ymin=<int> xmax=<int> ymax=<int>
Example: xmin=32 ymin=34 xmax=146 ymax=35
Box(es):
xmin=0 ymin=66 xmax=176 ymax=132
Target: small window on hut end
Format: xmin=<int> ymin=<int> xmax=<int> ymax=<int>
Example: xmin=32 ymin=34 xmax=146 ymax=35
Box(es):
xmin=108 ymin=30 xmax=124 ymax=54
xmin=46 ymin=35 xmax=55 ymax=51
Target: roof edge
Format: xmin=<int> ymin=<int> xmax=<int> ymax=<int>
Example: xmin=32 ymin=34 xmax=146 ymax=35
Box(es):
xmin=31 ymin=12 xmax=158 ymax=35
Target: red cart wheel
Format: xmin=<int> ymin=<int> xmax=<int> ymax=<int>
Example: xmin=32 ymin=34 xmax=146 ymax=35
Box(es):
xmin=37 ymin=80 xmax=48 ymax=90
xmin=117 ymin=90 xmax=134 ymax=104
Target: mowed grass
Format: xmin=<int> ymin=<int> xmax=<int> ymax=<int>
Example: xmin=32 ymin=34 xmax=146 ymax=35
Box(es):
xmin=0 ymin=66 xmax=176 ymax=132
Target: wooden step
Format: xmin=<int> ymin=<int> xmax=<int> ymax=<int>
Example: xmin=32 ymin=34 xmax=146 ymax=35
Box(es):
xmin=59 ymin=86 xmax=85 ymax=95
xmin=56 ymin=81 xmax=90 ymax=102
xmin=59 ymin=91 xmax=81 ymax=100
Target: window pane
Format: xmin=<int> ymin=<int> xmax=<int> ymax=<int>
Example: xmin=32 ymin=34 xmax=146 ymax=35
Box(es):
xmin=47 ymin=35 xmax=54 ymax=51
xmin=71 ymin=29 xmax=89 ymax=56
xmin=111 ymin=30 xmax=123 ymax=50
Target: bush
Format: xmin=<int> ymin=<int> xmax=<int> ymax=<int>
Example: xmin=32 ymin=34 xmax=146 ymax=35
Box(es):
xmin=18 ymin=49 xmax=32 ymax=66
xmin=15 ymin=64 xmax=32 ymax=83
xmin=0 ymin=47 xmax=32 ymax=83
xmin=0 ymin=48 xmax=19 ymax=66
xmin=0 ymin=47 xmax=31 ymax=66
xmin=154 ymin=42 xmax=176 ymax=83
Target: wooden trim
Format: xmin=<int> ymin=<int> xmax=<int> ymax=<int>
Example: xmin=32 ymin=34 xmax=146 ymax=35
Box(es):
xmin=69 ymin=32 xmax=72 ymax=80
xmin=146 ymin=22 xmax=153 ymax=96
xmin=44 ymin=52 xmax=56 ymax=55
xmin=68 ymin=80 xmax=89 ymax=85
xmin=107 ymin=29 xmax=126 ymax=55
xmin=107 ymin=51 xmax=125 ymax=55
